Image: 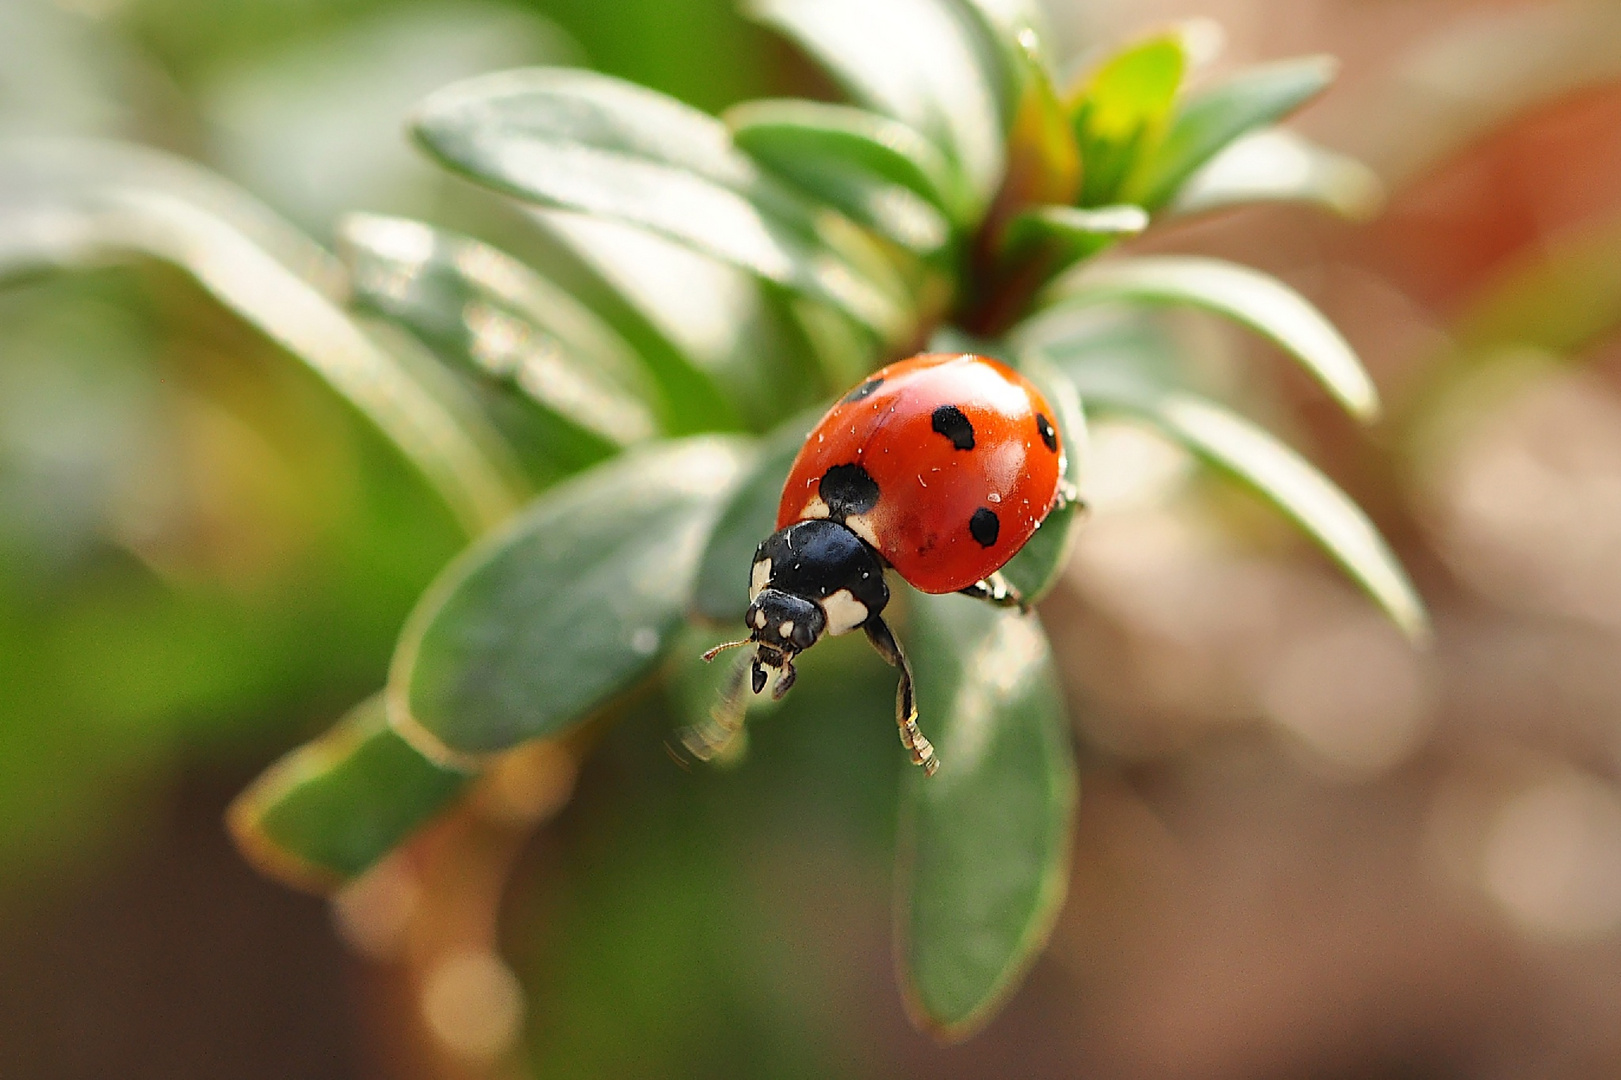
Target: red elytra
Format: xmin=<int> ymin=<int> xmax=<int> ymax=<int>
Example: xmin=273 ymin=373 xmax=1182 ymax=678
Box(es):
xmin=777 ymin=352 xmax=1065 ymax=594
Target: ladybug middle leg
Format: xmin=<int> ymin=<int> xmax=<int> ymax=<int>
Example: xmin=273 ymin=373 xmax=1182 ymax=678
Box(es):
xmin=863 ymin=616 xmax=939 ymax=777
xmin=958 ymin=570 xmax=1027 ymax=612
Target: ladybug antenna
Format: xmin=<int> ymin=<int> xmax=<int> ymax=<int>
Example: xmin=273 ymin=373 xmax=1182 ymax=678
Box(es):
xmin=699 ymin=636 xmax=753 ymax=662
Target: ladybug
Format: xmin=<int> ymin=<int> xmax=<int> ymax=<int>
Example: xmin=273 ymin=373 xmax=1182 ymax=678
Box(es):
xmin=691 ymin=352 xmax=1074 ymax=775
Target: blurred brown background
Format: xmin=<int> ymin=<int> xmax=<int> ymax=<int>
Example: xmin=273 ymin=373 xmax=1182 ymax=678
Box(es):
xmin=5 ymin=0 xmax=1621 ymax=1077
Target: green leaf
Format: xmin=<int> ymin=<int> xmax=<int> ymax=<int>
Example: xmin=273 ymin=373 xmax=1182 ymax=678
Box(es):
xmin=998 ymin=355 xmax=1086 ymax=605
xmin=690 ymin=409 xmax=822 ymax=621
xmin=745 ymin=0 xmax=1006 ymax=214
xmin=1001 ymin=203 xmax=1147 ymax=269
xmin=1045 ymin=255 xmax=1379 ymax=420
xmin=896 ymin=591 xmax=1077 ymax=1039
xmin=339 ymin=214 xmax=660 ymax=471
xmin=1125 ymin=55 xmax=1338 ymax=209
xmin=1072 ymin=376 xmax=1428 ymax=642
xmin=227 ymin=695 xmax=472 ymax=892
xmin=390 ymin=437 xmax=752 ymax=757
xmin=532 ymin=210 xmax=844 ymax=432
xmin=1169 ymin=128 xmax=1382 ymax=220
xmin=410 ymin=68 xmax=910 ymax=342
xmin=727 ymin=98 xmax=966 ymax=242
xmin=1069 ymin=32 xmax=1187 ymax=206
xmin=0 ymin=138 xmax=526 ymax=535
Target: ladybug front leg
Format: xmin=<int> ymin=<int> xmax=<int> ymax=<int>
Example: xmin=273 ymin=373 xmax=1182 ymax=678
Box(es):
xmin=958 ymin=570 xmax=1027 ymax=612
xmin=677 ymin=651 xmax=752 ymax=763
xmin=863 ymin=616 xmax=939 ymax=777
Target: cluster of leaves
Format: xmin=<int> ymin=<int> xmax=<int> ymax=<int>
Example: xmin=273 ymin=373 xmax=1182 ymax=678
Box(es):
xmin=3 ymin=0 xmax=1422 ymax=1039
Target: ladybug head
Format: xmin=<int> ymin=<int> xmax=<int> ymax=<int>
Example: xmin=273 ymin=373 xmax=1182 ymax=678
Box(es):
xmin=714 ymin=519 xmax=890 ymax=699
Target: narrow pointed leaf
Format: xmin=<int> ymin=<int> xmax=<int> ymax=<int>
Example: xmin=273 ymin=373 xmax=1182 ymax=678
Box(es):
xmin=746 ymin=0 xmax=1006 ymax=213
xmin=228 ymin=695 xmax=473 ymax=893
xmin=1001 ymin=203 xmax=1147 ymax=269
xmin=340 ymin=214 xmax=659 ymax=470
xmin=0 ymin=139 xmax=525 ymax=535
xmin=533 ymin=210 xmax=839 ymax=432
xmin=390 ymin=438 xmax=751 ymax=757
xmin=1046 ymin=255 xmax=1378 ymax=420
xmin=739 ymin=140 xmax=952 ymax=256
xmin=998 ymin=355 xmax=1086 ymax=605
xmin=725 ymin=109 xmax=958 ymax=259
xmin=410 ymin=68 xmax=909 ymax=341
xmin=897 ymin=592 xmax=1077 ymax=1038
xmin=727 ymin=99 xmax=973 ymax=226
xmin=1073 ymin=377 xmax=1427 ymax=642
xmin=691 ymin=409 xmax=822 ymax=621
xmin=1126 ymin=55 xmax=1338 ymax=209
xmin=1169 ymin=128 xmax=1382 ymax=220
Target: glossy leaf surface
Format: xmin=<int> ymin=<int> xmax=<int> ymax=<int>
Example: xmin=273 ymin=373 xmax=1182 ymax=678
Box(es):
xmin=391 ymin=438 xmax=751 ymax=756
xmin=1126 ymin=55 xmax=1338 ymax=209
xmin=896 ymin=591 xmax=1076 ymax=1038
xmin=0 ymin=139 xmax=525 ymax=535
xmin=411 ymin=68 xmax=908 ymax=340
xmin=1046 ymin=255 xmax=1379 ymax=420
xmin=228 ymin=695 xmax=472 ymax=893
xmin=532 ymin=210 xmax=833 ymax=433
xmin=727 ymin=98 xmax=972 ymax=227
xmin=340 ymin=213 xmax=659 ymax=469
xmin=746 ymin=0 xmax=1006 ymax=213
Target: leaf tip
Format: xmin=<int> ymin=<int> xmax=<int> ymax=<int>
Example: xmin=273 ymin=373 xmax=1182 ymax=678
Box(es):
xmin=225 ymin=772 xmax=347 ymax=897
xmin=1391 ymin=595 xmax=1434 ymax=650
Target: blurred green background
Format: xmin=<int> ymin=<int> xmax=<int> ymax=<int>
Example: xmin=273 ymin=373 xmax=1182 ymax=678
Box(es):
xmin=7 ymin=0 xmax=1621 ymax=1077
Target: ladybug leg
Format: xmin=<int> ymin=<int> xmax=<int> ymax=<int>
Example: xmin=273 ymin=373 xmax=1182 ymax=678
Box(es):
xmin=863 ymin=616 xmax=939 ymax=777
xmin=677 ymin=651 xmax=752 ymax=763
xmin=959 ymin=571 xmax=1027 ymax=612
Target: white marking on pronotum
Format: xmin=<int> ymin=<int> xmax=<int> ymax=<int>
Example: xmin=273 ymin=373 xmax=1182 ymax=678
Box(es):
xmin=779 ymin=620 xmax=794 ymax=639
xmin=799 ymin=495 xmax=831 ymax=519
xmin=844 ymin=512 xmax=880 ymax=550
xmin=753 ymin=609 xmax=768 ymax=629
xmin=750 ymin=559 xmax=771 ymax=600
xmin=820 ymin=589 xmax=869 ymax=636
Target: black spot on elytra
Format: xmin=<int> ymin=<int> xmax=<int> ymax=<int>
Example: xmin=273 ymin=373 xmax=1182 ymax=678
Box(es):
xmin=820 ymin=463 xmax=880 ymax=519
xmin=931 ymin=405 xmax=975 ymax=451
xmin=841 ymin=377 xmax=884 ymax=404
xmin=969 ymin=507 xmax=1000 ymax=547
xmin=1036 ymin=412 xmax=1058 ymax=452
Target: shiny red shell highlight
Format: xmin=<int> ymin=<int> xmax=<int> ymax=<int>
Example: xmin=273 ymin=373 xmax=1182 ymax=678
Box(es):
xmin=777 ymin=352 xmax=1064 ymax=594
